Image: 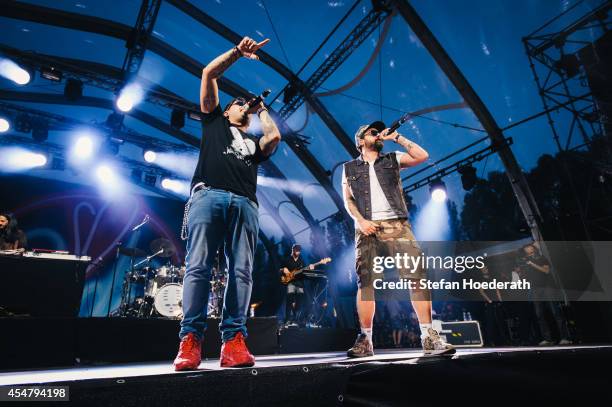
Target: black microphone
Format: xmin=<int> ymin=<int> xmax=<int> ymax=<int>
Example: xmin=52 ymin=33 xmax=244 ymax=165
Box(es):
xmin=247 ymin=89 xmax=271 ymax=109
xmin=388 ymin=116 xmax=407 ymax=134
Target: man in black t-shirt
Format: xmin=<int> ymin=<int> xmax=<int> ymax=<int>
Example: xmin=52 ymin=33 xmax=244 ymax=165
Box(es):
xmin=174 ymin=36 xmax=281 ymax=371
xmin=520 ymin=244 xmax=572 ymax=346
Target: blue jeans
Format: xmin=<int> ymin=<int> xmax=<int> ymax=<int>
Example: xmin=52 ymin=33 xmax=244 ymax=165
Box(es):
xmin=179 ymin=187 xmax=259 ymax=342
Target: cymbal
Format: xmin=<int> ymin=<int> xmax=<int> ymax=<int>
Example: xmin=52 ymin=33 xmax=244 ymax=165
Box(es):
xmin=150 ymin=238 xmax=176 ymax=258
xmin=118 ymin=247 xmax=146 ymax=257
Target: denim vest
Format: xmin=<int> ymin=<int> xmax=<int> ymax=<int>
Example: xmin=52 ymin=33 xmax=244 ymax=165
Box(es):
xmin=343 ymin=153 xmax=408 ymax=220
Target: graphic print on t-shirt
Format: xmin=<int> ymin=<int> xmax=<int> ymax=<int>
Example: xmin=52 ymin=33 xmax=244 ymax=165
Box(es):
xmin=223 ymin=127 xmax=257 ymax=166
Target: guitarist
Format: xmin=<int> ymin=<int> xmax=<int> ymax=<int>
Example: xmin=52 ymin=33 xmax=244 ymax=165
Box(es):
xmin=280 ymin=244 xmax=313 ymax=327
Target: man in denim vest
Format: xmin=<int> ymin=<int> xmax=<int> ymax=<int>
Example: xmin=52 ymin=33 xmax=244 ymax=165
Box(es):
xmin=342 ymin=121 xmax=455 ymax=356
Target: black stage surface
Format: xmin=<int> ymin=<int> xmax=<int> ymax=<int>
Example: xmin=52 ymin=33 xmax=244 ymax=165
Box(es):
xmin=1 ymin=346 xmax=611 ymax=406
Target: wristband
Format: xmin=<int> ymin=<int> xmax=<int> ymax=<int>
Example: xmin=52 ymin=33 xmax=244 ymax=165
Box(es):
xmin=257 ymin=107 xmax=268 ymax=115
xmin=393 ymin=133 xmax=401 ymax=143
xmin=233 ymin=46 xmax=244 ymax=57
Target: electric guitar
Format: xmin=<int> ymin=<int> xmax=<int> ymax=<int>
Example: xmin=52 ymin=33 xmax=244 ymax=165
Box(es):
xmin=280 ymin=257 xmax=332 ymax=285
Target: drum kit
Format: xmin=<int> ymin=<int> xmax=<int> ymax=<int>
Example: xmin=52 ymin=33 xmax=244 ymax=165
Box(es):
xmin=116 ymin=238 xmax=226 ymax=319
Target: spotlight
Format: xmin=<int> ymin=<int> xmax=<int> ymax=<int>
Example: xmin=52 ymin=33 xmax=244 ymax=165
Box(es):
xmin=171 ymin=108 xmax=185 ymax=129
xmin=283 ymin=83 xmax=298 ymax=104
xmin=554 ymin=54 xmax=580 ymax=79
xmin=73 ymin=135 xmax=94 ymax=159
xmin=130 ymin=168 xmax=143 ymax=183
xmin=458 ymin=165 xmax=477 ymax=191
xmin=64 ymin=78 xmax=83 ymax=101
xmin=144 ymin=172 xmax=157 ymax=186
xmin=96 ymin=165 xmax=116 ymax=183
xmin=27 ymin=152 xmax=47 ymax=167
xmin=0 ymin=118 xmax=9 ymax=133
xmin=116 ymin=83 xmax=144 ymax=113
xmin=429 ymin=179 xmax=447 ymax=203
xmin=0 ymin=59 xmax=31 ymax=85
xmin=51 ymin=155 xmax=66 ymax=171
xmin=104 ymin=137 xmax=123 ymax=156
xmin=40 ymin=66 xmax=63 ymax=82
xmin=0 ymin=147 xmax=47 ymax=171
xmin=14 ymin=114 xmax=32 ymax=133
xmin=106 ymin=112 xmax=124 ymax=129
xmin=32 ymin=122 xmax=49 ymax=142
xmin=161 ymin=178 xmax=188 ymax=195
xmin=144 ymin=150 xmax=157 ymax=163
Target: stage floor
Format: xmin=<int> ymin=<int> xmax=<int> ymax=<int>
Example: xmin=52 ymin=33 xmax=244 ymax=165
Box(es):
xmin=2 ymin=345 xmax=610 ymax=386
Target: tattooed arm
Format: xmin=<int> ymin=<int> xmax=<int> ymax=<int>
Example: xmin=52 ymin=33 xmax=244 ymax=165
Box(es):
xmin=200 ymin=47 xmax=240 ymax=113
xmin=258 ymin=109 xmax=281 ymax=156
xmin=200 ymin=36 xmax=270 ymax=113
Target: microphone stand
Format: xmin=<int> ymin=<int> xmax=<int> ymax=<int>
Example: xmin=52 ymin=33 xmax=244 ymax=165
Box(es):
xmin=106 ymin=242 xmax=123 ymax=317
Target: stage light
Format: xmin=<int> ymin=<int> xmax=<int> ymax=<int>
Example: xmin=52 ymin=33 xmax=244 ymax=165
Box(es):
xmin=51 ymin=155 xmax=66 ymax=171
xmin=32 ymin=123 xmax=49 ymax=142
xmin=104 ymin=137 xmax=123 ymax=156
xmin=458 ymin=165 xmax=477 ymax=191
xmin=96 ymin=165 xmax=116 ymax=183
xmin=73 ymin=135 xmax=94 ymax=159
xmin=0 ymin=147 xmax=47 ymax=171
xmin=555 ymin=54 xmax=580 ymax=79
xmin=130 ymin=168 xmax=143 ymax=183
xmin=144 ymin=172 xmax=157 ymax=186
xmin=283 ymin=83 xmax=297 ymax=104
xmin=40 ymin=66 xmax=63 ymax=82
xmin=0 ymin=58 xmax=31 ymax=85
xmin=0 ymin=118 xmax=9 ymax=133
xmin=14 ymin=114 xmax=32 ymax=133
xmin=106 ymin=112 xmax=124 ymax=129
xmin=144 ymin=150 xmax=157 ymax=163
xmin=161 ymin=178 xmax=189 ymax=195
xmin=64 ymin=78 xmax=83 ymax=101
xmin=171 ymin=108 xmax=185 ymax=129
xmin=116 ymin=83 xmax=144 ymax=113
xmin=429 ymin=179 xmax=447 ymax=203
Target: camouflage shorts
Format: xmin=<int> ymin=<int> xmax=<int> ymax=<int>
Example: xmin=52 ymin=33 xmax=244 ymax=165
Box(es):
xmin=355 ymin=218 xmax=426 ymax=290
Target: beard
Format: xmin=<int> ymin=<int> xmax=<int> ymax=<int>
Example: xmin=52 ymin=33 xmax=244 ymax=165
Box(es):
xmin=373 ymin=140 xmax=384 ymax=152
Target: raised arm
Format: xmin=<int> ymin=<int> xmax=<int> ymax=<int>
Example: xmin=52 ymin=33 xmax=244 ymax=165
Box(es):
xmin=257 ymin=108 xmax=281 ymax=156
xmin=381 ymin=129 xmax=429 ymax=168
xmin=200 ymin=36 xmax=270 ymax=113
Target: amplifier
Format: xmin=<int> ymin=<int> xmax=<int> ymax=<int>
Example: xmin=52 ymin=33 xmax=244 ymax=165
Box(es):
xmin=434 ymin=320 xmax=484 ymax=347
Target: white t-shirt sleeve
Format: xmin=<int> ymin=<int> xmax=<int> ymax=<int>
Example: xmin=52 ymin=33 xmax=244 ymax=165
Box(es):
xmin=395 ymin=151 xmax=405 ymax=166
xmin=341 ymin=167 xmax=347 ymax=186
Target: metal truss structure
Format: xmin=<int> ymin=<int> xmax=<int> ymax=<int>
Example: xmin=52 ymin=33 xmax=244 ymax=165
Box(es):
xmin=523 ymin=1 xmax=612 ymax=239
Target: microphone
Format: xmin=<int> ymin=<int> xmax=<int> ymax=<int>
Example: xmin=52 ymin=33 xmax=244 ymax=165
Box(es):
xmin=132 ymin=214 xmax=150 ymax=232
xmin=388 ymin=116 xmax=407 ymax=134
xmin=247 ymin=89 xmax=271 ymax=109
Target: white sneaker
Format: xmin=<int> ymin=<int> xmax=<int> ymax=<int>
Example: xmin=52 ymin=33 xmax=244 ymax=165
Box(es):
xmin=538 ymin=340 xmax=555 ymax=346
xmin=421 ymin=328 xmax=456 ymax=356
xmin=558 ymin=339 xmax=573 ymax=346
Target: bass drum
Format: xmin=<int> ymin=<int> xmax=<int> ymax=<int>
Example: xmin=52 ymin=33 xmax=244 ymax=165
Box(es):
xmin=154 ymin=283 xmax=183 ymax=318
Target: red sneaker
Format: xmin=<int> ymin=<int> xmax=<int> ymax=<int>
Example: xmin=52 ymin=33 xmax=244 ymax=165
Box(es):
xmin=220 ymin=332 xmax=255 ymax=368
xmin=173 ymin=333 xmax=202 ymax=371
